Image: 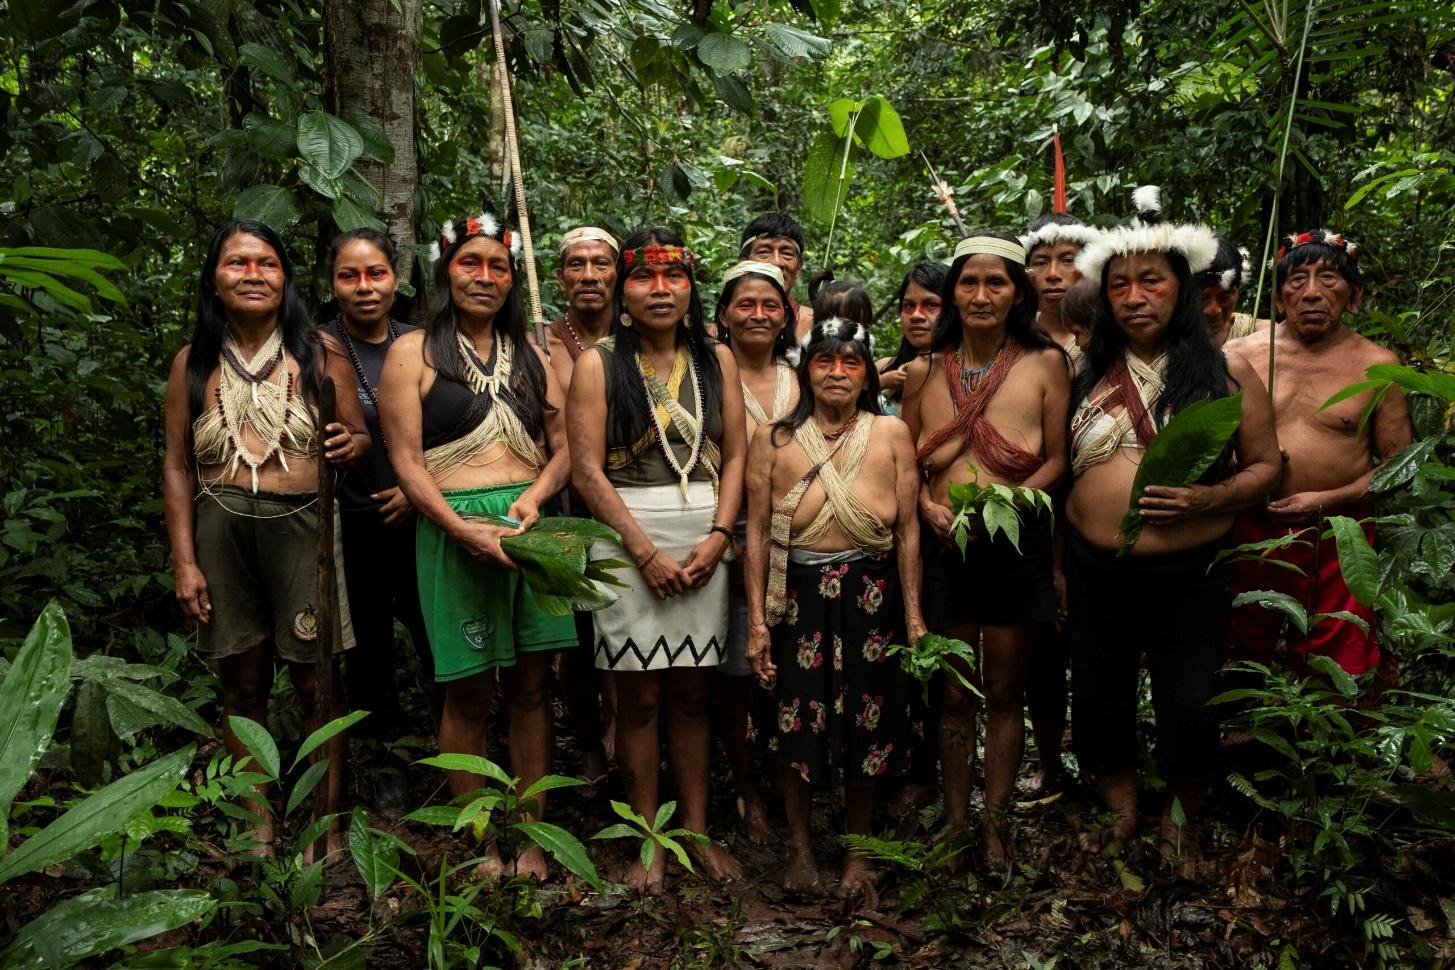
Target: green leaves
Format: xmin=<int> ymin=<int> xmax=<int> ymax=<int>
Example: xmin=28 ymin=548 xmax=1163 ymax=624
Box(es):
xmin=297 ymin=110 xmax=365 ymax=180
xmin=804 ymin=94 xmax=910 ymax=227
xmin=233 ymin=185 xmax=303 ymax=230
xmin=0 ymin=601 xmax=72 ymax=843
xmin=226 ymin=715 xmax=280 ymax=780
xmin=0 ymin=745 xmax=194 ymax=884
xmin=0 ymin=246 xmax=127 ymax=316
xmin=946 ymin=466 xmax=1054 ymax=556
xmin=803 ymin=129 xmax=856 ymax=224
xmin=886 ymin=633 xmax=981 ymax=705
xmin=476 ymin=516 xmax=630 ymax=616
xmin=349 ymin=807 xmax=401 ymax=900
xmin=1119 ymin=393 xmax=1243 ymax=554
xmin=0 ymin=887 xmax=215 ymax=970
xmin=1233 ymin=589 xmax=1310 ymax=634
xmin=516 ymin=821 xmax=604 ymax=890
xmin=1328 ymin=515 xmax=1379 ymax=606
xmin=696 ymin=33 xmax=751 ymax=76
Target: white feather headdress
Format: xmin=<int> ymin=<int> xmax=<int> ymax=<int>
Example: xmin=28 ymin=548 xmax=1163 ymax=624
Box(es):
xmin=1018 ymin=221 xmax=1103 ymax=256
xmin=1074 ymin=186 xmax=1219 ymax=280
xmin=427 ymin=210 xmax=521 ymax=264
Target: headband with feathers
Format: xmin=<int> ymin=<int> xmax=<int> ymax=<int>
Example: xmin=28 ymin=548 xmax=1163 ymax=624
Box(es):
xmin=1075 ymin=186 xmax=1219 ymax=280
xmin=428 ymin=211 xmax=522 ymax=263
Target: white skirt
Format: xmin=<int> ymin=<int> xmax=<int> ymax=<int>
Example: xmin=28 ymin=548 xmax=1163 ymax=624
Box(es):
xmin=591 ymin=482 xmax=727 ymax=671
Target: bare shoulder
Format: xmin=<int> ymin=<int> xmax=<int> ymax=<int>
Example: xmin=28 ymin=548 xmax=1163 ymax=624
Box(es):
xmin=527 ymin=342 xmax=552 ymax=369
xmin=750 ymin=420 xmax=785 ymax=455
xmin=1224 ymin=351 xmax=1264 ymax=389
xmin=1222 ymin=332 xmax=1260 ymax=365
xmin=872 ymin=412 xmax=913 ymax=446
xmin=1350 ymin=331 xmax=1400 ymax=367
xmin=1029 ymin=345 xmax=1070 ymax=381
xmin=169 ymin=344 xmax=191 ymax=373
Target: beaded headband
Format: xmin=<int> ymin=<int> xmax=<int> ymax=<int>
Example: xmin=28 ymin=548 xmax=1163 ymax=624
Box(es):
xmin=559 ymin=226 xmax=619 ymax=257
xmin=621 ymin=243 xmax=696 ymax=271
xmin=953 ymin=235 xmax=1027 ymax=266
xmin=720 ymin=260 xmax=786 ymax=290
xmin=1275 ymin=229 xmax=1359 ymax=264
xmin=428 ymin=211 xmax=521 ymax=263
xmin=1074 ymin=186 xmax=1219 ymax=279
xmin=739 ymin=233 xmax=803 ymax=259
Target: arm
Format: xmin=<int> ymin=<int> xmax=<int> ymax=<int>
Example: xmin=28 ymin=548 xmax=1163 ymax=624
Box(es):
xmin=378 ymin=332 xmax=516 ymax=568
xmin=901 ymin=354 xmax=954 ymax=542
xmin=319 ymin=332 xmax=371 ymax=468
xmin=683 ymin=346 xmax=744 ymax=587
xmin=889 ymin=420 xmax=927 ymax=644
xmin=163 ymin=348 xmax=209 ymax=624
xmin=1020 ymin=350 xmax=1070 ymax=496
xmin=744 ymin=424 xmax=778 ymax=684
xmin=1139 ymin=355 xmax=1281 ymax=523
xmin=566 ymin=350 xmax=690 ymax=598
xmin=506 ymin=344 xmax=571 ymax=529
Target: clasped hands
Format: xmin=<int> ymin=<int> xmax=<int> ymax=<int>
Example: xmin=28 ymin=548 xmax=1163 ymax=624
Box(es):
xmin=639 ymin=530 xmax=730 ymax=600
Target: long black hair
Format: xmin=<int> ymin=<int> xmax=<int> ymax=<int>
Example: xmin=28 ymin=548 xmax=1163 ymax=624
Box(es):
xmin=884 ymin=262 xmax=948 ymax=372
xmin=772 ymin=317 xmax=883 ymax=444
xmin=714 ymin=267 xmax=793 ymax=361
xmin=186 ymin=219 xmax=318 ymax=425
xmin=422 ymin=214 xmax=551 ymax=439
xmin=810 ymin=278 xmax=873 ymax=331
xmin=1074 ymin=249 xmax=1230 ymax=421
xmin=606 ymin=226 xmax=723 ymax=449
xmin=930 ymin=231 xmax=1054 ymax=354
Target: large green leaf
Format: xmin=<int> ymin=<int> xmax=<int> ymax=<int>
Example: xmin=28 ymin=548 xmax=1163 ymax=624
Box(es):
xmin=1328 ymin=515 xmax=1379 ymax=606
xmin=101 ymin=678 xmax=213 ymax=737
xmin=332 ymin=197 xmax=386 ymax=233
xmin=416 ymin=753 xmax=513 ymax=786
xmin=0 ymin=601 xmax=73 ymax=843
xmin=763 ymin=23 xmax=832 ymax=61
xmin=0 ymin=745 xmax=194 ymax=883
xmin=696 ymin=33 xmax=751 ymax=76
xmin=237 ymin=43 xmax=296 ymax=88
xmin=1370 ymin=435 xmax=1438 ymax=493
xmin=1367 ymin=363 xmax=1455 ymax=403
xmin=296 ymin=110 xmax=365 ymax=180
xmin=0 ymin=887 xmax=215 ymax=970
xmin=349 ymin=808 xmax=398 ymax=900
xmin=1232 ymin=590 xmax=1309 ymax=634
xmin=291 ymin=709 xmax=370 ymax=770
xmin=1119 ymin=393 xmax=1243 ymax=554
xmin=233 ymin=185 xmax=302 ymax=229
xmin=803 ymin=128 xmax=856 ymax=224
xmin=514 ymin=820 xmax=604 ymax=890
xmin=852 ymin=95 xmax=910 ymax=159
xmin=226 ymin=715 xmax=279 ymax=780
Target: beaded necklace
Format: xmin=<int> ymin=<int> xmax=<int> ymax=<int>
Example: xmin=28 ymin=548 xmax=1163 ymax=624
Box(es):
xmin=213 ymin=328 xmax=299 ymax=493
xmin=638 ymin=345 xmax=706 ymax=500
xmin=335 ymin=316 xmax=399 ymax=448
xmin=956 ymin=339 xmax=1007 ymax=396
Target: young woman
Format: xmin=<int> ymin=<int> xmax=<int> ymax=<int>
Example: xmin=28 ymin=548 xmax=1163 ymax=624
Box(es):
xmin=164 ymin=220 xmax=369 ymax=856
xmin=715 ymin=259 xmax=799 ymax=843
xmin=901 ymin=232 xmax=1070 ymax=866
xmin=745 ymin=318 xmax=924 ymax=903
xmin=378 ymin=211 xmax=574 ymax=882
xmin=567 ymin=227 xmax=747 ymax=893
xmin=322 ymin=228 xmax=435 ymax=817
xmin=877 ymin=262 xmax=947 ymax=402
xmin=1066 ymin=192 xmax=1279 ymax=858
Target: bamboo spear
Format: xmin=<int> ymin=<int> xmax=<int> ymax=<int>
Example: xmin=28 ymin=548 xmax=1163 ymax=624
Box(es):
xmin=312 ymin=376 xmax=340 ymax=853
xmin=919 ymin=150 xmax=967 ymax=237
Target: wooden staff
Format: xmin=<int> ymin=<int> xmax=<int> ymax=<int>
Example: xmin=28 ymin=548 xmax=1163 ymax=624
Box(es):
xmin=313 ymin=376 xmax=339 ymax=844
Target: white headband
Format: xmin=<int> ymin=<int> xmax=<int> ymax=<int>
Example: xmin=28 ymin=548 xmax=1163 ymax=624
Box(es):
xmin=1074 ymin=186 xmax=1219 ymax=280
xmin=739 ymin=233 xmax=803 ymax=259
xmin=720 ymin=260 xmax=786 ymax=290
xmin=953 ymin=235 xmax=1026 ymax=266
xmin=1019 ymin=222 xmax=1103 ymax=256
xmin=558 ymin=226 xmax=619 ymax=258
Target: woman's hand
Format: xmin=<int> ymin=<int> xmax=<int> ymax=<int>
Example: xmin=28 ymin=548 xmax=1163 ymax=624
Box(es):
xmin=682 ymin=532 xmax=730 ymax=589
xmin=747 ymin=622 xmax=775 ymax=687
xmin=372 ymin=487 xmax=414 ymax=526
xmin=455 ymin=520 xmax=517 ymax=569
xmin=879 ymin=366 xmax=909 ymax=394
xmin=505 ymin=496 xmax=541 ymax=533
xmin=175 ymin=562 xmax=211 ymax=624
xmin=1138 ymin=484 xmax=1219 ymax=524
xmin=905 ymin=614 xmax=928 ymax=646
xmin=323 ymin=421 xmax=358 ymax=465
xmin=919 ymin=496 xmax=956 ymax=546
xmin=639 ymin=548 xmax=691 ymax=599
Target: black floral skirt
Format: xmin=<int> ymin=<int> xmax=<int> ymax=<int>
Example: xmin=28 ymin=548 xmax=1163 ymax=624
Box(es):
xmin=754 ymin=549 xmax=922 ymax=787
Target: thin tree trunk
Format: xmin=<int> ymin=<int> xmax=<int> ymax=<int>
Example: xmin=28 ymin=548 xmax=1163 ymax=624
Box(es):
xmin=323 ymin=0 xmax=422 ymax=283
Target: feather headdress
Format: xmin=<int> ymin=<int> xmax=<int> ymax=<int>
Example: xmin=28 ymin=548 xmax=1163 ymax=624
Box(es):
xmin=427 ymin=210 xmax=521 ymax=263
xmin=1074 ymin=186 xmax=1219 ymax=280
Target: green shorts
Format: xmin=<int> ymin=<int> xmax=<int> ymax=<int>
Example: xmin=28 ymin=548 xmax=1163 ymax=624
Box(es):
xmin=416 ymin=482 xmax=576 ymax=682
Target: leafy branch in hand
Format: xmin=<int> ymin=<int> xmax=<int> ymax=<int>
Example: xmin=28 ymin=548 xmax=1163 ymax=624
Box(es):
xmin=947 ymin=464 xmax=1054 ymax=556
xmin=887 ymin=633 xmax=981 ymax=705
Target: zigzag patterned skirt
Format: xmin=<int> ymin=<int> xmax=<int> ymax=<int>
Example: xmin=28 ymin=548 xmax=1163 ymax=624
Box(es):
xmin=590 ymin=482 xmax=728 ymax=672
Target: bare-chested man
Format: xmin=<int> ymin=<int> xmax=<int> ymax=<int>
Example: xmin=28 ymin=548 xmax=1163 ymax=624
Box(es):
xmin=739 ymin=212 xmax=814 ymax=341
xmin=1197 ymin=234 xmax=1264 ymax=347
xmin=1224 ymin=229 xmax=1411 ymax=676
xmin=901 ymin=232 xmax=1070 ymax=866
xmin=544 ymin=226 xmax=619 ymax=785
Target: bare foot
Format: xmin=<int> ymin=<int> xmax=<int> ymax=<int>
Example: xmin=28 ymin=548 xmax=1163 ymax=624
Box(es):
xmin=687 ymin=839 xmax=743 ymax=883
xmin=738 ymin=796 xmax=774 ymax=846
xmin=513 ymin=844 xmax=551 ymax=883
xmin=624 ymin=845 xmax=666 ymax=894
xmin=983 ymin=816 xmax=1012 ymax=870
xmin=1023 ymin=764 xmax=1067 ymax=796
xmin=1077 ymin=810 xmax=1137 ymax=851
xmin=837 ymin=853 xmax=879 ymax=909
xmin=1159 ymin=813 xmax=1201 ymax=870
xmin=473 ymin=841 xmax=508 ymax=881
xmin=782 ymin=844 xmax=822 ymax=894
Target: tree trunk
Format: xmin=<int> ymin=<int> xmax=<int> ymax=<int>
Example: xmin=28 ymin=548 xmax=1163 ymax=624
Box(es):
xmin=323 ymin=0 xmax=422 ymax=283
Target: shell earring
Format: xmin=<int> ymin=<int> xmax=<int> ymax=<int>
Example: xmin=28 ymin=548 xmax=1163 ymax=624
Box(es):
xmin=619 ymin=312 xmax=633 ymax=328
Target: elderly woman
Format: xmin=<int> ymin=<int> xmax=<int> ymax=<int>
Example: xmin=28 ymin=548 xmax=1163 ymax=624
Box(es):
xmin=746 ymin=318 xmax=925 ymax=903
xmin=715 ymin=259 xmax=799 ymax=843
xmin=568 ymin=227 xmax=747 ymax=893
xmin=379 ymin=210 xmax=575 ymax=882
xmin=1066 ymin=189 xmax=1279 ymax=858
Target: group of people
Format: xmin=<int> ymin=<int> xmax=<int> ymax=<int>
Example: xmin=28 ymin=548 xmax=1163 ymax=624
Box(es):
xmin=163 ymin=189 xmax=1409 ymax=897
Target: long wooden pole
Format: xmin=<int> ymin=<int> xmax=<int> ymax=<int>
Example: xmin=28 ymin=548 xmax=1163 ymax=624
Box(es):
xmin=313 ymin=376 xmax=339 ymax=848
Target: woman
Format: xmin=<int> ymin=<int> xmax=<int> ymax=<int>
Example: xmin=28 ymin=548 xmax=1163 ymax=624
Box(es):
xmin=877 ymin=262 xmax=947 ymax=402
xmin=715 ymin=259 xmax=799 ymax=844
xmin=1066 ymin=191 xmax=1279 ymax=858
xmin=163 ymin=220 xmax=369 ymax=856
xmin=378 ymin=211 xmax=574 ymax=882
xmin=745 ymin=318 xmax=925 ymax=902
xmin=901 ymin=232 xmax=1069 ymax=865
xmin=322 ymin=228 xmax=435 ymax=818
xmin=567 ymin=227 xmax=747 ymax=893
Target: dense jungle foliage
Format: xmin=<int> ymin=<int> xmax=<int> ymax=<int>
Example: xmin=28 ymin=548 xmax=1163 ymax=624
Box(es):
xmin=2 ymin=0 xmax=1454 ymax=966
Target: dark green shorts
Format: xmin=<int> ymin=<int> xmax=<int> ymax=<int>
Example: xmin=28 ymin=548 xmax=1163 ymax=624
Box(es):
xmin=416 ymin=482 xmax=576 ymax=682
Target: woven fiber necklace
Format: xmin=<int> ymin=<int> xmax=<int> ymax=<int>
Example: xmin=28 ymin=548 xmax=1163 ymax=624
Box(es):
xmin=638 ymin=345 xmax=705 ymax=501
xmin=214 ymin=327 xmax=298 ymax=493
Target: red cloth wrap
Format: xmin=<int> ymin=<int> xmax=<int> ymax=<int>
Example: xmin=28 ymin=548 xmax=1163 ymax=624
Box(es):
xmin=915 ymin=342 xmax=1044 ymax=481
xmin=1227 ymin=500 xmax=1379 ymax=675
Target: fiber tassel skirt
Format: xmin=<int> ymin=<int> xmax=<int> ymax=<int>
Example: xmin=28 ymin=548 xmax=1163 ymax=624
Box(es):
xmin=590 ymin=482 xmax=728 ymax=672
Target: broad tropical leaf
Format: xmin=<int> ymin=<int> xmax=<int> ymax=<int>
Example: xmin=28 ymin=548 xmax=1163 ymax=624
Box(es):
xmin=515 ymin=820 xmax=604 ymax=890
xmin=1328 ymin=515 xmax=1379 ymax=605
xmin=0 ymin=601 xmax=73 ymax=842
xmin=0 ymin=886 xmax=215 ymax=970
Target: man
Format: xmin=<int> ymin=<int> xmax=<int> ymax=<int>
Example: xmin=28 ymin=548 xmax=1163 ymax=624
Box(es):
xmin=543 ymin=225 xmax=619 ymax=786
xmin=739 ymin=212 xmax=813 ymax=340
xmin=1022 ymin=212 xmax=1100 ymax=364
xmin=1224 ymin=229 xmax=1412 ymax=676
xmin=901 ymin=232 xmax=1070 ymax=865
xmin=1197 ymin=234 xmax=1263 ymax=347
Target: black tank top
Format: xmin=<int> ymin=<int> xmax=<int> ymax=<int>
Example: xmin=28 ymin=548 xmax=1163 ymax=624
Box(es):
xmin=420 ymin=341 xmax=543 ymax=449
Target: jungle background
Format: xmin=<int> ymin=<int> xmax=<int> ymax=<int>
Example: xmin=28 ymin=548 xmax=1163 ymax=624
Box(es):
xmin=3 ymin=0 xmax=1455 ymax=967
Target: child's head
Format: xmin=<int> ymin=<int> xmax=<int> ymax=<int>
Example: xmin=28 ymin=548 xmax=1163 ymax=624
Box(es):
xmin=809 ymin=273 xmax=873 ymax=330
xmin=1059 ymin=277 xmax=1100 ymax=352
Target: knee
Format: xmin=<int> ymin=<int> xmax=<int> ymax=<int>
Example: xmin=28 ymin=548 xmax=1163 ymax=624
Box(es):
xmin=672 ymin=687 xmax=709 ymax=721
xmin=983 ymin=678 xmax=1025 ymax=715
xmin=505 ymin=674 xmax=550 ymax=716
xmin=443 ymin=685 xmax=492 ymax=724
xmin=221 ymin=674 xmax=270 ymax=717
xmin=618 ymin=691 xmax=662 ymax=729
xmin=940 ymin=681 xmax=978 ymax=720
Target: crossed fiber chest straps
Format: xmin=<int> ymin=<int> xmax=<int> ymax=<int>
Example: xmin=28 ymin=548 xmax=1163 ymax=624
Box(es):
xmin=913 ymin=342 xmax=1044 ymax=481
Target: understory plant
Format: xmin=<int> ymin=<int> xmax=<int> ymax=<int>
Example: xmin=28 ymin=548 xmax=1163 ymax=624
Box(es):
xmin=947 ymin=464 xmax=1054 ymax=556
